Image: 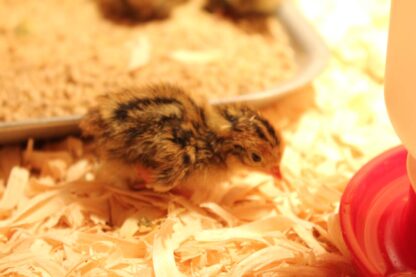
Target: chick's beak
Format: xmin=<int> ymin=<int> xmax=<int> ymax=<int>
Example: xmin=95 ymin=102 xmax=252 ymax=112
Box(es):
xmin=270 ymin=166 xmax=282 ymax=179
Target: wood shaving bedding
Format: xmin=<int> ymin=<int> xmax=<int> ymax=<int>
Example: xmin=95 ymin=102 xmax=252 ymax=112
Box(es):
xmin=0 ymin=0 xmax=295 ymax=122
xmin=0 ymin=0 xmax=399 ymax=276
xmin=0 ymin=142 xmax=354 ymax=276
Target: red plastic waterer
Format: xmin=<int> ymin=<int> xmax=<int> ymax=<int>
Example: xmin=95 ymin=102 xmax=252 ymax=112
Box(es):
xmin=339 ymin=1 xmax=416 ymax=276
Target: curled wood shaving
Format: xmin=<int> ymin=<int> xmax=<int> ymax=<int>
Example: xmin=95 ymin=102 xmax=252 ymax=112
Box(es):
xmin=0 ymin=167 xmax=29 ymax=214
xmin=230 ymin=246 xmax=295 ymax=277
xmin=200 ymin=202 xmax=240 ymax=227
xmin=153 ymin=219 xmax=185 ymax=277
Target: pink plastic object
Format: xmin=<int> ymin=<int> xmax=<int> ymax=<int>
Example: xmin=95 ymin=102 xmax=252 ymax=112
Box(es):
xmin=340 ymin=0 xmax=416 ymax=275
xmin=340 ymin=146 xmax=416 ymax=276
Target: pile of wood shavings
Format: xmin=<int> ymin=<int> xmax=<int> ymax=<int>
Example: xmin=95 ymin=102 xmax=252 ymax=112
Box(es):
xmin=0 ymin=134 xmax=355 ymax=276
xmin=0 ymin=0 xmax=295 ymax=122
xmin=0 ymin=0 xmax=401 ymax=276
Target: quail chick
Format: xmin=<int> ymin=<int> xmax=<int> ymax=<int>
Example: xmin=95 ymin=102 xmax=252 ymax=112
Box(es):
xmin=81 ymin=83 xmax=283 ymax=192
xmin=97 ymin=0 xmax=189 ymax=21
xmin=206 ymin=0 xmax=282 ymax=16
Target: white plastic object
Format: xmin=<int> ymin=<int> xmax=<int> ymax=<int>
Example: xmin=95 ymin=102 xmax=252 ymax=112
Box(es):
xmin=384 ymin=0 xmax=416 ymax=192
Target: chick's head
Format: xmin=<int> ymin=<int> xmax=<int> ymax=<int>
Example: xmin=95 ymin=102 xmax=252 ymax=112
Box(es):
xmin=220 ymin=105 xmax=284 ymax=178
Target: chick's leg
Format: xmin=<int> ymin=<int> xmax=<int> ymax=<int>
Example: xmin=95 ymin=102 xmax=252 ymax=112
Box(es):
xmin=129 ymin=164 xmax=154 ymax=190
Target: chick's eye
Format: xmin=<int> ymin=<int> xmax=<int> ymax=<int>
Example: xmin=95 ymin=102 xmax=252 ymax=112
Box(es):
xmin=251 ymin=153 xmax=262 ymax=162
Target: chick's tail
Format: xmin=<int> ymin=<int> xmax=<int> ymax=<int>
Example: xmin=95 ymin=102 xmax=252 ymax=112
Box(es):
xmin=79 ymin=108 xmax=106 ymax=138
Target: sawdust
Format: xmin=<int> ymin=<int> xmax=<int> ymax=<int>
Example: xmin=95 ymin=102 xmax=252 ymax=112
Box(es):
xmin=0 ymin=0 xmax=295 ymax=122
